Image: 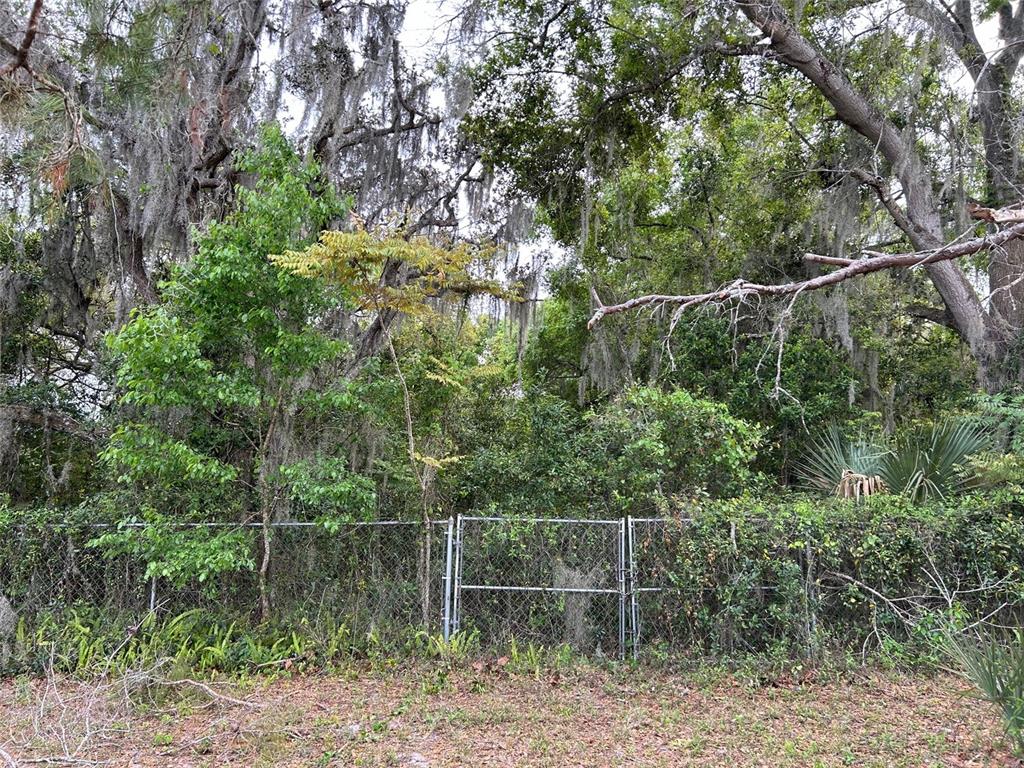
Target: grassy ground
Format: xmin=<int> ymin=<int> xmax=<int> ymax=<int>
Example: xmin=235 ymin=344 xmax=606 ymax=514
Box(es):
xmin=0 ymin=663 xmax=1013 ymax=767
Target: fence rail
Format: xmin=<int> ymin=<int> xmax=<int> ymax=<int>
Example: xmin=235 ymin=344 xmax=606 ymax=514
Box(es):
xmin=2 ymin=513 xmax=1019 ymax=669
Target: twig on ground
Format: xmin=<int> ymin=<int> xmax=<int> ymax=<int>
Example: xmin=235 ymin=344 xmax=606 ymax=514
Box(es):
xmin=157 ymin=679 xmax=263 ymax=709
xmin=0 ymin=745 xmax=17 ymax=768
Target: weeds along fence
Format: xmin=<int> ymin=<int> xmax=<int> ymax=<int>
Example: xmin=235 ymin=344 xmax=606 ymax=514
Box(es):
xmin=0 ymin=521 xmax=446 ymax=641
xmin=2 ymin=508 xmax=1023 ymax=671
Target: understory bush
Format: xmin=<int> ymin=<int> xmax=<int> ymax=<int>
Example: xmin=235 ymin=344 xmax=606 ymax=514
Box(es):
xmin=634 ymin=488 xmax=1024 ymax=662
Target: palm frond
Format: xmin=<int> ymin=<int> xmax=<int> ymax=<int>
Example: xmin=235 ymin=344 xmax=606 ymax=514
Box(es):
xmin=879 ymin=420 xmax=990 ymax=503
xmin=944 ymin=628 xmax=1024 ymax=755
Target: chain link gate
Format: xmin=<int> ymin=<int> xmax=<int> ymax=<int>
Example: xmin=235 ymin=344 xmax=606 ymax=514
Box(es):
xmin=626 ymin=516 xmax=694 ymax=659
xmin=438 ymin=515 xmax=688 ymax=659
xmin=443 ymin=516 xmax=627 ymax=658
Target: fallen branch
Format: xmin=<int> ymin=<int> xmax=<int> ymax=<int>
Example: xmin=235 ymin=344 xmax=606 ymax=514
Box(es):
xmin=157 ymin=678 xmax=263 ymax=709
xmin=821 ymin=571 xmax=916 ymax=625
xmin=588 ymin=221 xmax=1024 ymax=328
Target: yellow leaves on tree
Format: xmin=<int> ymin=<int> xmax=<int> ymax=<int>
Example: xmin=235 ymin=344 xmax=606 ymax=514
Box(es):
xmin=269 ymin=223 xmax=504 ymax=316
xmin=271 ymin=222 xmax=508 ymax=484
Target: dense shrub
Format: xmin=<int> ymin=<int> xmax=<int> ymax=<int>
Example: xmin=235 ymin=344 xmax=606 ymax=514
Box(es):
xmin=635 ymin=489 xmax=1024 ymax=662
xmin=452 ymin=385 xmax=763 ymax=517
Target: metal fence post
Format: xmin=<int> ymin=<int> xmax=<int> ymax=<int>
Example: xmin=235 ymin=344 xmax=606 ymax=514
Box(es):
xmin=451 ymin=514 xmax=465 ymax=634
xmin=442 ymin=516 xmax=454 ymax=640
xmin=617 ymin=518 xmax=626 ymax=660
xmin=627 ymin=516 xmax=639 ymax=660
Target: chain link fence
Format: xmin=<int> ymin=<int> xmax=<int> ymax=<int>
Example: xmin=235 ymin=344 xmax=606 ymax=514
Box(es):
xmin=2 ymin=512 xmax=1021 ymax=670
xmin=0 ymin=520 xmax=447 ymax=656
xmin=1 ymin=523 xmax=150 ymax=623
xmin=155 ymin=521 xmax=449 ymax=633
xmin=627 ymin=516 xmax=808 ymax=659
xmin=626 ymin=513 xmax=1024 ymax=661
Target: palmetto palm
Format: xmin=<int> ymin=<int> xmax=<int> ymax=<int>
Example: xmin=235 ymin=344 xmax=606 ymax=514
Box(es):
xmin=944 ymin=629 xmax=1024 ymax=755
xmin=795 ymin=425 xmax=888 ymax=499
xmin=797 ymin=421 xmax=990 ymax=502
xmin=878 ymin=421 xmax=990 ymax=503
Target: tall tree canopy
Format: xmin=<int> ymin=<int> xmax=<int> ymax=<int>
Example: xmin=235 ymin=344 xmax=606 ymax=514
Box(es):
xmin=468 ymin=0 xmax=1024 ymax=392
xmin=0 ymin=0 xmax=522 ymax=487
xmin=4 ymin=0 xmax=1024 ymax=521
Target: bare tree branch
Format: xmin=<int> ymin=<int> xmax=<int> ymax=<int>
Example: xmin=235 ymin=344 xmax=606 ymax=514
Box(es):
xmin=0 ymin=0 xmax=43 ymax=77
xmin=906 ymin=303 xmax=957 ymax=329
xmin=723 ymin=0 xmax=1005 ymax=383
xmin=588 ymin=221 xmax=1024 ymax=329
xmin=736 ymin=0 xmax=942 ymax=249
xmin=804 ymin=253 xmax=854 ymax=267
xmin=849 ymin=168 xmax=915 ymax=239
xmin=0 ymin=404 xmax=98 ymax=442
xmin=155 ymin=678 xmax=263 ymax=709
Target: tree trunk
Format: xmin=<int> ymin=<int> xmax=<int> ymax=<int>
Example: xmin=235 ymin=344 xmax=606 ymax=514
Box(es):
xmin=925 ymin=260 xmax=1008 ymax=392
xmin=256 ymin=397 xmax=289 ymax=622
xmin=258 ymin=503 xmax=272 ymax=622
xmin=735 ymin=0 xmax=1017 ymax=392
xmin=419 ymin=525 xmax=432 ymax=629
xmin=989 ymin=232 xmax=1024 ymax=330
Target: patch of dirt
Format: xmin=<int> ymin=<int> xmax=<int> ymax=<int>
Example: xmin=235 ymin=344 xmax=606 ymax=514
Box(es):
xmin=0 ymin=665 xmax=1013 ymax=767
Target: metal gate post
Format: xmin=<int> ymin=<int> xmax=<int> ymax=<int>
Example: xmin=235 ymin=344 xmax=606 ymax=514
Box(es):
xmin=451 ymin=515 xmax=465 ymax=634
xmin=617 ymin=518 xmax=626 ymax=660
xmin=627 ymin=516 xmax=640 ymax=660
xmin=442 ymin=516 xmax=454 ymax=641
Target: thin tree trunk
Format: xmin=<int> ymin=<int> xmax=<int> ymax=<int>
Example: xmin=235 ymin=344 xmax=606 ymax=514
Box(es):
xmin=383 ymin=328 xmax=435 ymax=628
xmin=420 ymin=524 xmax=432 ymax=629
xmin=256 ymin=395 xmax=284 ymax=623
xmin=259 ymin=504 xmax=272 ymax=622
